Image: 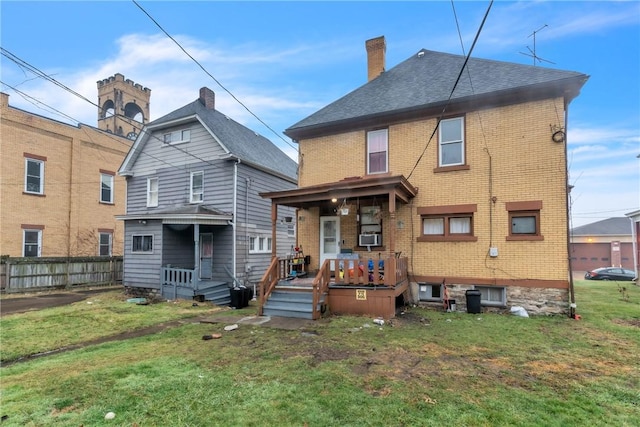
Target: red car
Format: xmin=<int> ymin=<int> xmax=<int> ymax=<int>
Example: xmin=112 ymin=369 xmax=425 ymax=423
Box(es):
xmin=584 ymin=267 xmax=636 ymax=281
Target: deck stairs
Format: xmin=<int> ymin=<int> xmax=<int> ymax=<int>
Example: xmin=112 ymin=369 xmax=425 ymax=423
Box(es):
xmin=162 ymin=280 xmax=231 ymax=306
xmin=262 ymin=281 xmax=326 ymax=320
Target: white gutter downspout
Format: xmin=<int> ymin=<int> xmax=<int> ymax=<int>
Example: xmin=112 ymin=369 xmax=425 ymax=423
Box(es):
xmin=232 ymin=159 xmax=241 ymax=280
xmin=631 ymin=217 xmax=638 ymax=282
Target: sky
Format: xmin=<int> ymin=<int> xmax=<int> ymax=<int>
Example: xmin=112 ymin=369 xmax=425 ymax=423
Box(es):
xmin=1 ymin=1 xmax=638 ymax=228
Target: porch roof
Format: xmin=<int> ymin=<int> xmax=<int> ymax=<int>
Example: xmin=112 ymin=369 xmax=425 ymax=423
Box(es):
xmin=116 ymin=205 xmax=233 ymax=225
xmin=260 ymin=174 xmax=418 ymax=208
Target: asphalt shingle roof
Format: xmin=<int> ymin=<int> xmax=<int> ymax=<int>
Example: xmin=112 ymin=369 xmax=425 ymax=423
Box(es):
xmin=286 ymin=49 xmax=588 ymax=134
xmin=572 ymin=218 xmax=634 ymax=236
xmin=153 ymin=98 xmax=298 ymax=181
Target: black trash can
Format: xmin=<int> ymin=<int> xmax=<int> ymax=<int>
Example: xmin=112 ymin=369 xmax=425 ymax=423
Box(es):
xmin=465 ymin=290 xmax=482 ymax=314
xmin=230 ymin=287 xmax=246 ymax=309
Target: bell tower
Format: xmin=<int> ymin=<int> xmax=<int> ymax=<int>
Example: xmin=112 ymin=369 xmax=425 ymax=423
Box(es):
xmin=97 ymin=73 xmax=151 ymax=140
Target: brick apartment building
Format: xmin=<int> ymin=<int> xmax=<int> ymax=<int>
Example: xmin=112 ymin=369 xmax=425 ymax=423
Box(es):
xmin=0 ymin=74 xmax=149 ymax=257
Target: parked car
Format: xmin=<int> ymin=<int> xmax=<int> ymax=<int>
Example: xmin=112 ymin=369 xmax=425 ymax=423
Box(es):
xmin=584 ymin=267 xmax=636 ymax=281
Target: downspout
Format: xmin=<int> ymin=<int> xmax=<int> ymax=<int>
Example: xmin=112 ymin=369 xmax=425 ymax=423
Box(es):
xmin=631 ymin=218 xmax=638 ymax=280
xmin=564 ymin=100 xmax=576 ymax=318
xmin=232 ymin=159 xmax=241 ymax=280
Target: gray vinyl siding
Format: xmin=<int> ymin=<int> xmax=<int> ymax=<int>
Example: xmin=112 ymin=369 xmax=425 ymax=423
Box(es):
xmin=126 ymin=124 xmax=232 ymax=214
xmin=121 ymin=119 xmax=298 ymax=290
xmin=122 ymin=220 xmax=163 ymax=289
xmin=235 ymin=163 xmax=297 ymax=284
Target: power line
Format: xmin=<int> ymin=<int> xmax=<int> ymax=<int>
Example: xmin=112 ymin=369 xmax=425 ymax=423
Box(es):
xmin=407 ymin=0 xmax=493 ymax=180
xmin=0 ymin=51 xmax=234 ymax=171
xmin=131 ymin=0 xmax=298 ymax=153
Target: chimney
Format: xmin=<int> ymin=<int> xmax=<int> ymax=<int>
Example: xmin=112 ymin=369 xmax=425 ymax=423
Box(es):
xmin=366 ymin=36 xmax=386 ymax=81
xmin=199 ymin=87 xmax=215 ymax=110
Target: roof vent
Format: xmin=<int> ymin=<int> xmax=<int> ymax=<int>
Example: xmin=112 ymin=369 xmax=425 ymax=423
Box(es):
xmin=418 ymin=51 xmax=425 ymax=58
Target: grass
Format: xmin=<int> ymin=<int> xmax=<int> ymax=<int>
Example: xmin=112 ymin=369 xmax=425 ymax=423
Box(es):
xmin=1 ymin=281 xmax=639 ymax=426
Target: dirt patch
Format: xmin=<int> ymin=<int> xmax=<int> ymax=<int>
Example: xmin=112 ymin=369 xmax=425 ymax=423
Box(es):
xmin=613 ymin=318 xmax=640 ymax=328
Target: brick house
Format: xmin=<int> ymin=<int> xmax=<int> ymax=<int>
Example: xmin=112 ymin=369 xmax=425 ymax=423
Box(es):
xmin=260 ymin=36 xmax=589 ymax=318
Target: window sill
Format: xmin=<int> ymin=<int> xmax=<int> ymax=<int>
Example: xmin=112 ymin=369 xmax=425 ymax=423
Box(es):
xmin=99 ymin=201 xmax=114 ymax=205
xmin=506 ymin=235 xmax=544 ymax=241
xmin=433 ymin=164 xmax=470 ymax=173
xmin=417 ymin=235 xmax=477 ymax=242
xmin=356 ymin=245 xmax=386 ymax=250
xmin=23 ymin=192 xmax=45 ymax=197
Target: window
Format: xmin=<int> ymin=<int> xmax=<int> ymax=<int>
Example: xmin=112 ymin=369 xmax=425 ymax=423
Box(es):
xmin=24 ymin=157 xmax=45 ymax=194
xmin=249 ymin=236 xmax=272 ymax=254
xmin=132 ymin=235 xmax=153 ymax=253
xmin=100 ymin=172 xmax=114 ymax=203
xmin=287 ymin=223 xmax=296 ymax=238
xmin=147 ymin=177 xmax=158 ymax=207
xmin=419 ymin=283 xmax=442 ymax=302
xmin=417 ymin=204 xmax=477 ymax=242
xmin=163 ymin=129 xmax=191 ymax=145
xmin=367 ymin=129 xmax=388 ymax=174
xmin=506 ymin=201 xmax=543 ymax=241
xmin=475 ymin=286 xmax=506 ymax=307
xmin=99 ymin=232 xmax=112 ymax=256
xmin=438 ymin=117 xmax=464 ymax=167
xmin=23 ymin=229 xmax=42 ymax=257
xmin=190 ymin=171 xmax=204 ymax=203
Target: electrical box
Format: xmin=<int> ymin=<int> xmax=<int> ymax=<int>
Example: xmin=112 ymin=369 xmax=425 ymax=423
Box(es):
xmin=489 ymin=247 xmax=498 ymax=257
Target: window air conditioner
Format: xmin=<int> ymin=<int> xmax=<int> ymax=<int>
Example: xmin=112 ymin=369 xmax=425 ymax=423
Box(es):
xmin=359 ymin=233 xmax=381 ymax=246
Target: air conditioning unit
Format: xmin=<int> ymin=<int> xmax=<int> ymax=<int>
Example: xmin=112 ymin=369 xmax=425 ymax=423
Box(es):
xmin=359 ymin=233 xmax=381 ymax=246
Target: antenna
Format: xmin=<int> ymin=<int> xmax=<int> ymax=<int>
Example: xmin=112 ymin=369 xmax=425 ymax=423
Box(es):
xmin=519 ymin=24 xmax=555 ymax=66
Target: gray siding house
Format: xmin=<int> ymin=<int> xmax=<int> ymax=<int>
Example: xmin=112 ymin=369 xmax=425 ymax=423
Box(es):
xmin=117 ymin=87 xmax=298 ymax=304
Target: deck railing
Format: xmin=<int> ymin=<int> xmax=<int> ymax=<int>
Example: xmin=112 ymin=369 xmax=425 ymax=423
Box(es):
xmin=258 ymin=255 xmax=409 ymax=319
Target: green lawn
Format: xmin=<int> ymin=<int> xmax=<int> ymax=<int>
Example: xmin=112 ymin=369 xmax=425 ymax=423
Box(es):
xmin=1 ymin=281 xmax=638 ymax=427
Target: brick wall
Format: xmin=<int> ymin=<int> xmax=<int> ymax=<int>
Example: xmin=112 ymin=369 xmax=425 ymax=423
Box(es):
xmin=1 ymin=93 xmax=131 ymax=257
xmin=297 ymin=97 xmax=570 ymax=300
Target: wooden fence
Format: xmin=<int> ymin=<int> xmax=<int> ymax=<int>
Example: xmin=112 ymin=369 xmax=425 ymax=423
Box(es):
xmin=0 ymin=256 xmax=123 ymax=293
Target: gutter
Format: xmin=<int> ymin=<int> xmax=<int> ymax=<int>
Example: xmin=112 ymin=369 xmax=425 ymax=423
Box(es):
xmin=232 ymin=159 xmax=240 ymax=280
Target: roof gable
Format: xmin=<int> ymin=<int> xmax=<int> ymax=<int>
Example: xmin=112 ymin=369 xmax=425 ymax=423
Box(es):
xmin=286 ymin=49 xmax=588 ymax=138
xmin=120 ymin=90 xmax=298 ymax=182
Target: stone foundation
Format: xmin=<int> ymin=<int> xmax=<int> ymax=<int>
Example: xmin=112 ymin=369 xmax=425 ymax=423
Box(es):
xmin=123 ymin=286 xmax=163 ymax=303
xmin=409 ymin=282 xmax=570 ymax=316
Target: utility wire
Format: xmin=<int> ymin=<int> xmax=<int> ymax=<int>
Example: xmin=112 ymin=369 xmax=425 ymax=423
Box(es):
xmin=407 ymin=0 xmax=493 ymax=180
xmin=131 ymin=0 xmax=298 ymax=153
xmin=1 ymin=48 xmax=230 ymax=171
xmin=0 ymin=79 xmax=198 ymax=174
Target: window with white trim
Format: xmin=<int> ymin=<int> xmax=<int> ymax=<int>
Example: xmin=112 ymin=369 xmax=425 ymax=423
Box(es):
xmin=132 ymin=235 xmax=153 ymax=253
xmin=367 ymin=129 xmax=388 ymax=174
xmin=163 ymin=129 xmax=191 ymax=145
xmin=25 ymin=158 xmax=44 ymax=194
xmin=23 ymin=229 xmax=42 ymax=257
xmin=475 ymin=286 xmax=506 ymax=306
xmin=190 ymin=171 xmax=204 ymax=203
xmin=99 ymin=232 xmax=112 ymax=256
xmin=249 ymin=236 xmax=272 ymax=254
xmin=147 ymin=177 xmax=158 ymax=207
xmin=100 ymin=173 xmax=114 ymax=203
xmin=438 ymin=117 xmax=464 ymax=167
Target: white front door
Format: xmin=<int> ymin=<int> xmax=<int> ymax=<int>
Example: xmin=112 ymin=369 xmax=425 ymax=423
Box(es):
xmin=199 ymin=233 xmax=213 ymax=279
xmin=320 ymin=216 xmax=340 ymax=270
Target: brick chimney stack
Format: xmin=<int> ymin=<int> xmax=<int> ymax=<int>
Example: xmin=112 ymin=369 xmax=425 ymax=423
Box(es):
xmin=366 ymin=36 xmax=386 ymax=81
xmin=199 ymin=87 xmax=215 ymax=110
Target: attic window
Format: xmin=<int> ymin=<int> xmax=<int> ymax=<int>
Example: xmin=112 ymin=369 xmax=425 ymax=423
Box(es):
xmin=163 ymin=129 xmax=191 ymax=145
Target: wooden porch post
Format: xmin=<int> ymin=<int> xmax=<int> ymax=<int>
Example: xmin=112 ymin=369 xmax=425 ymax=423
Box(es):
xmin=271 ymin=202 xmax=278 ymax=258
xmin=388 ymin=190 xmax=396 ymax=257
xmin=194 ymin=224 xmax=200 ymax=276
